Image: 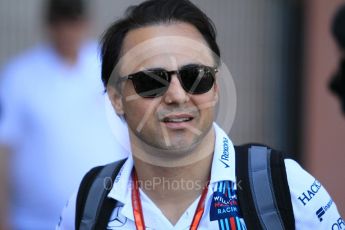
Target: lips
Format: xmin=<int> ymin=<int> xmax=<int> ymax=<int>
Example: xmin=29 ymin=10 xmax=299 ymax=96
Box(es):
xmin=162 ymin=117 xmax=193 ymax=123
xmin=160 ymin=114 xmax=194 ymax=128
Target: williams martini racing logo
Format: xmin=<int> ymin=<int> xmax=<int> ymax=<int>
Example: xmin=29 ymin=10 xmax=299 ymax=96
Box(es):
xmin=210 ymin=191 xmax=239 ymax=220
xmin=210 ymin=182 xmax=241 ymax=221
xmin=210 ymin=181 xmax=244 ymax=229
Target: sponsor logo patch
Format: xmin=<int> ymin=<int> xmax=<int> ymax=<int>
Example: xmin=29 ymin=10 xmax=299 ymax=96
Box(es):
xmin=219 ymin=137 xmax=230 ymax=168
xmin=315 ymin=199 xmax=333 ymax=222
xmin=210 ymin=181 xmax=245 ymax=229
xmin=298 ymin=180 xmax=322 ymax=206
xmin=210 ymin=189 xmax=239 ymax=220
xmin=316 ymin=207 xmax=326 ymax=222
xmin=219 ymin=159 xmax=230 ymax=168
xmin=332 ymin=217 xmax=345 ymax=230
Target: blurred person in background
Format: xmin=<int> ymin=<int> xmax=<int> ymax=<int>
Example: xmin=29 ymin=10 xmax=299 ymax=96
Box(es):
xmin=330 ymin=3 xmax=345 ymax=115
xmin=0 ymin=0 xmax=129 ymax=229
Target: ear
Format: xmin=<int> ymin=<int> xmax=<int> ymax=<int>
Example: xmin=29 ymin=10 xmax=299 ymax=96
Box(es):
xmin=107 ymin=85 xmax=124 ymax=116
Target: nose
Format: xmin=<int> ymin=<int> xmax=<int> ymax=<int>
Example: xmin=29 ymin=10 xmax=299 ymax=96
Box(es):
xmin=163 ymin=74 xmax=189 ymax=104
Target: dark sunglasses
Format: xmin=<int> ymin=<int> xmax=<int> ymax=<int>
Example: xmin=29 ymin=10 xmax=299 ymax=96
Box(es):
xmin=117 ymin=64 xmax=218 ymax=98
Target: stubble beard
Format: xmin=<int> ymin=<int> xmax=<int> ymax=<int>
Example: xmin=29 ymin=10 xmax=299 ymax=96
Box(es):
xmin=130 ymin=119 xmax=214 ymax=164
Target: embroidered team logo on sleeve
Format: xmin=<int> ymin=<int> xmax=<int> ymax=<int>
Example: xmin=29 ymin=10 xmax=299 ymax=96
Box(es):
xmin=210 ymin=181 xmax=246 ymax=230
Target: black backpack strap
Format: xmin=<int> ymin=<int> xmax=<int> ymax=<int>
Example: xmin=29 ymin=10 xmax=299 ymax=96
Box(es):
xmin=235 ymin=144 xmax=264 ymax=228
xmin=76 ymin=166 xmax=103 ymax=230
xmin=75 ymin=158 xmax=127 ymax=230
xmin=235 ymin=144 xmax=295 ymax=229
xmin=270 ymin=148 xmax=295 ymax=229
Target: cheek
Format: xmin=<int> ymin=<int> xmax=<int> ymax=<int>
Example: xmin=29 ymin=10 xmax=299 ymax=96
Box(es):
xmin=122 ymin=96 xmax=161 ymax=129
xmin=123 ymin=101 xmax=145 ymax=123
xmin=122 ymin=81 xmax=137 ymax=98
xmin=122 ymin=83 xmax=144 ymax=124
xmin=123 ymin=103 xmax=145 ymax=133
xmin=191 ymin=91 xmax=217 ymax=126
xmin=193 ymin=89 xmax=218 ymax=112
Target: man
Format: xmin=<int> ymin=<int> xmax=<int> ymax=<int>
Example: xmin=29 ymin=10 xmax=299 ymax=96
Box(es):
xmin=58 ymin=0 xmax=343 ymax=229
xmin=0 ymin=0 xmax=128 ymax=229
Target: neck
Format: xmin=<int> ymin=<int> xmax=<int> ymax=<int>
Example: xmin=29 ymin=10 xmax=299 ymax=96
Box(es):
xmin=57 ymin=49 xmax=79 ymax=65
xmin=51 ymin=42 xmax=80 ymax=66
xmin=131 ymin=127 xmax=215 ymax=224
xmin=133 ymin=152 xmax=213 ymax=198
xmin=133 ymin=153 xmax=213 ymax=225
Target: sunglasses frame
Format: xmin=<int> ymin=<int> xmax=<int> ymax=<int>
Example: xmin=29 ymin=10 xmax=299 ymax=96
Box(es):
xmin=117 ymin=64 xmax=218 ymax=98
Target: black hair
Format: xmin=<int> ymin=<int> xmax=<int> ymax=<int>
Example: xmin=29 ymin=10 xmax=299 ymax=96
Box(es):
xmin=332 ymin=4 xmax=345 ymax=50
xmin=45 ymin=0 xmax=87 ymax=24
xmin=101 ymin=0 xmax=220 ymax=90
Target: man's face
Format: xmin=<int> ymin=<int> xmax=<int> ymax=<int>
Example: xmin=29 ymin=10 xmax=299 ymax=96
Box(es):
xmin=48 ymin=19 xmax=89 ymax=56
xmin=108 ymin=22 xmax=219 ymax=154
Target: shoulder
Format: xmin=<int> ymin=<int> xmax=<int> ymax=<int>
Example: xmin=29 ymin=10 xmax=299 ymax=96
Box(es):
xmin=0 ymin=45 xmax=51 ymax=85
xmin=284 ymin=159 xmax=343 ymax=229
xmin=2 ymin=45 xmax=50 ymax=69
xmin=79 ymin=40 xmax=101 ymax=67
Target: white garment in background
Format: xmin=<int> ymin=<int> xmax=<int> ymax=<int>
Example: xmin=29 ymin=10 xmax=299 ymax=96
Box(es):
xmin=0 ymin=42 xmax=129 ymax=230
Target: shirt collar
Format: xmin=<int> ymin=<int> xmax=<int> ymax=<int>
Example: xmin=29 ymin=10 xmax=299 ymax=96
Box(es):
xmin=107 ymin=122 xmax=236 ymax=217
xmin=210 ymin=123 xmax=236 ymax=184
xmin=108 ymin=154 xmax=135 ymax=220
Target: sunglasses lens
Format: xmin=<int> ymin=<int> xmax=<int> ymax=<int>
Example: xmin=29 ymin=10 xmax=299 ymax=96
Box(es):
xmin=131 ymin=70 xmax=170 ymax=98
xmin=127 ymin=65 xmax=215 ymax=98
xmin=179 ymin=65 xmax=215 ymax=94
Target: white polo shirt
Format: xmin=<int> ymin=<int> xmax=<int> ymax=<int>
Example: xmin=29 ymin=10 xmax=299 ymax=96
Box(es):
xmin=57 ymin=123 xmax=343 ymax=229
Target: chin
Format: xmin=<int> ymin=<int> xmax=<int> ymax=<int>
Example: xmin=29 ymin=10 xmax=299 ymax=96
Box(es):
xmin=151 ymin=135 xmax=202 ymax=153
